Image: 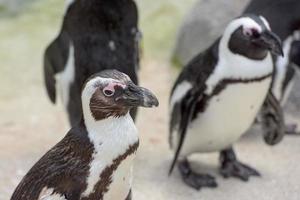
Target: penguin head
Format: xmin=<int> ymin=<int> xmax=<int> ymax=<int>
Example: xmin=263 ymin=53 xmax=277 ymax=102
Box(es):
xmin=221 ymin=14 xmax=283 ymax=60
xmin=81 ymin=70 xmax=159 ymax=121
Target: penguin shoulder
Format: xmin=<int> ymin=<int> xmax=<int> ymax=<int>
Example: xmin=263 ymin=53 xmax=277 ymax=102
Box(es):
xmin=11 ymin=125 xmax=93 ymax=200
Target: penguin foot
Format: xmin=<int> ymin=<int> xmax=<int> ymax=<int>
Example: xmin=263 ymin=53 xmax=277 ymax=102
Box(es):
xmin=285 ymin=124 xmax=300 ymax=135
xmin=178 ymin=159 xmax=217 ymax=190
xmin=220 ymin=148 xmax=260 ymax=181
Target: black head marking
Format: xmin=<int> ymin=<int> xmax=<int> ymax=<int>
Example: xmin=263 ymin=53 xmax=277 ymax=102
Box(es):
xmin=84 ymin=70 xmax=159 ymax=121
xmin=228 ymin=14 xmax=283 ymax=59
xmin=228 ymin=26 xmax=269 ymax=60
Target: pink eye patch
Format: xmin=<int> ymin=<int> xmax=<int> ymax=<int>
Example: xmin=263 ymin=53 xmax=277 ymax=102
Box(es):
xmin=103 ymin=82 xmax=126 ymax=97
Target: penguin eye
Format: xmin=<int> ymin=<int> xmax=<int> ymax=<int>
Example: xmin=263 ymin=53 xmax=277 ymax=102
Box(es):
xmin=244 ymin=28 xmax=260 ymax=38
xmin=103 ymin=89 xmax=115 ymax=97
xmin=251 ymin=29 xmax=260 ymax=38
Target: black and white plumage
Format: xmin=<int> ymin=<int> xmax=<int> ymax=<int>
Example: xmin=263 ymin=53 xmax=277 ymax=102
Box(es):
xmin=244 ymin=0 xmax=300 ymax=133
xmin=169 ymin=15 xmax=284 ymax=190
xmin=11 ymin=70 xmax=158 ymax=200
xmin=44 ymin=0 xmax=141 ymax=126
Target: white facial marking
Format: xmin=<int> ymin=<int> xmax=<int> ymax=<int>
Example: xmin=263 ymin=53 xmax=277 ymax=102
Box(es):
xmin=81 ymin=77 xmax=122 ymax=110
xmin=39 ymin=187 xmax=66 ymax=200
xmin=260 ymin=16 xmax=271 ymax=30
xmin=170 ymin=81 xmax=192 ymax=111
xmin=55 ymin=43 xmax=75 ymax=108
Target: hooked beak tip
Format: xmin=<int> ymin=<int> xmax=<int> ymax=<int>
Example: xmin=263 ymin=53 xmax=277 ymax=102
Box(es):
xmin=142 ymin=95 xmax=159 ymax=108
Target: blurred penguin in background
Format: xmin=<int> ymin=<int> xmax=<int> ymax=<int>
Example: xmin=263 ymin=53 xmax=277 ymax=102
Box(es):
xmin=43 ymin=0 xmax=141 ymax=126
xmin=244 ymin=0 xmax=300 ymax=134
xmin=169 ymin=14 xmax=284 ymax=190
xmin=173 ymin=0 xmax=300 ymax=134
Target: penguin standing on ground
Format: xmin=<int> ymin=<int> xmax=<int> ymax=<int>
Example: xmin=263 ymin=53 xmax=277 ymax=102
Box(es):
xmin=11 ymin=70 xmax=158 ymax=200
xmin=244 ymin=0 xmax=300 ymax=134
xmin=169 ymin=14 xmax=284 ymax=190
xmin=44 ymin=0 xmax=141 ymax=125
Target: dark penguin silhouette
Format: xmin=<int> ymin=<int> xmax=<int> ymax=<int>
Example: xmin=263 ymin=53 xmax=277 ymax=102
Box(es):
xmin=11 ymin=70 xmax=159 ymax=200
xmin=244 ymin=0 xmax=300 ymax=134
xmin=44 ymin=0 xmax=141 ymax=126
xmin=169 ymin=15 xmax=285 ymax=190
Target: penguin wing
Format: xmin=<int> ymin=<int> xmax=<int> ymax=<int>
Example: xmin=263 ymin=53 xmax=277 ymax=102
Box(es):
xmin=43 ymin=32 xmax=70 ymax=104
xmin=11 ymin=128 xmax=90 ymax=200
xmin=169 ymin=48 xmax=217 ymax=174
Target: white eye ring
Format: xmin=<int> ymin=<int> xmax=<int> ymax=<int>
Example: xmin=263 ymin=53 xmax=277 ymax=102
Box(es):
xmin=103 ymin=89 xmax=115 ymax=97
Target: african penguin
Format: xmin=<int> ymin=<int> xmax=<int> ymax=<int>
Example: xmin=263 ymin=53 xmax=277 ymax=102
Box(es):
xmin=11 ymin=70 xmax=158 ymax=200
xmin=44 ymin=0 xmax=141 ymax=126
xmin=244 ymin=0 xmax=300 ymax=134
xmin=169 ymin=14 xmax=284 ymax=190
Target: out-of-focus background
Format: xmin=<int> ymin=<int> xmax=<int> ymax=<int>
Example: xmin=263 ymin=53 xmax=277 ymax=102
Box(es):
xmin=0 ymin=0 xmax=300 ymax=199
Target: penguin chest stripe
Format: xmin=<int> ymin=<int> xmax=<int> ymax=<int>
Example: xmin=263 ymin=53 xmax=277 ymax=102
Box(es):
xmin=211 ymin=72 xmax=273 ymax=96
xmin=82 ymin=141 xmax=139 ymax=200
xmin=193 ymin=72 xmax=273 ymax=119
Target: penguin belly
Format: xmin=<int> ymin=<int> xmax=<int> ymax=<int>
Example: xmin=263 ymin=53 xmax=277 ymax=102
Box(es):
xmin=102 ymin=154 xmax=135 ymax=200
xmin=179 ymin=78 xmax=271 ymax=156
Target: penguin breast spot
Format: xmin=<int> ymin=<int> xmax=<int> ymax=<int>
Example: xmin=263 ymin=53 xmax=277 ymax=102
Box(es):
xmin=108 ymin=41 xmax=116 ymax=51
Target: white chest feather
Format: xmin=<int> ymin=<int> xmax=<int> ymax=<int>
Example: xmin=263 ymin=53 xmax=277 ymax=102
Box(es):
xmin=81 ymin=114 xmax=138 ymax=199
xmin=38 ymin=187 xmax=66 ymax=200
xmin=55 ymin=44 xmax=75 ymax=107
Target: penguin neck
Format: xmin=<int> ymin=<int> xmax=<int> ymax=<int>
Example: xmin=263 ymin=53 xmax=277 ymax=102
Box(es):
xmin=82 ymin=106 xmax=136 ymax=146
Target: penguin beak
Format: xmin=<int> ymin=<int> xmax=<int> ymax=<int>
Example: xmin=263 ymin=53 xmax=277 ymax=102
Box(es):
xmin=253 ymin=30 xmax=284 ymax=56
xmin=117 ymin=82 xmax=159 ymax=108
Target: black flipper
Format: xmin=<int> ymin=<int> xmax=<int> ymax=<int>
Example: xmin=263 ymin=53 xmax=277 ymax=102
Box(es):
xmin=169 ymin=87 xmax=204 ymax=175
xmin=43 ymin=31 xmax=70 ymax=104
xmin=261 ymin=91 xmax=285 ymax=145
xmin=168 ymin=40 xmax=219 ymax=175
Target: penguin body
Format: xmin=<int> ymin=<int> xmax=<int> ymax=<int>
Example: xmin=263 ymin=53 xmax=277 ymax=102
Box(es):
xmin=11 ymin=70 xmax=158 ymax=200
xmin=44 ymin=0 xmax=141 ymax=125
xmin=169 ymin=15 xmax=284 ymax=190
xmin=244 ymin=0 xmax=300 ymax=133
xmin=273 ymin=31 xmax=300 ymax=105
